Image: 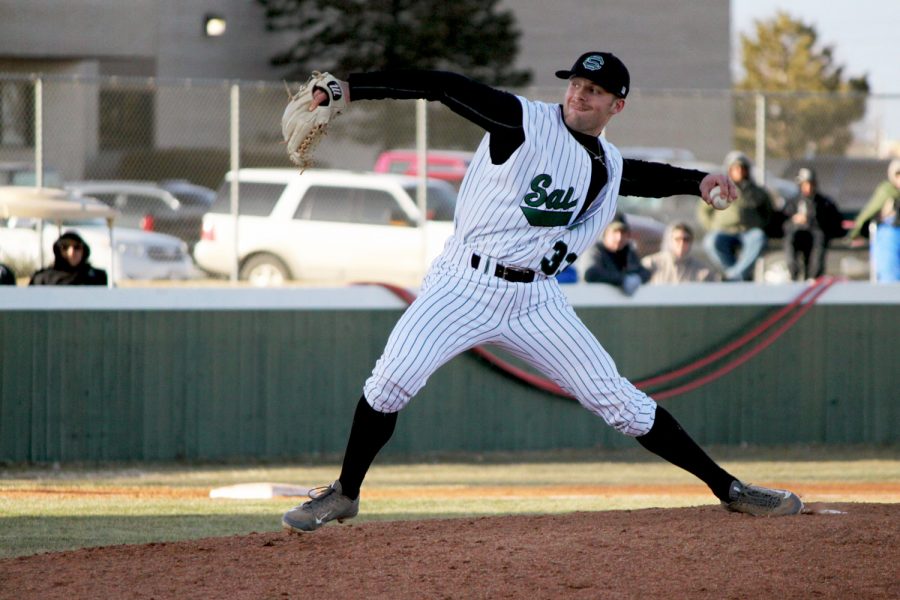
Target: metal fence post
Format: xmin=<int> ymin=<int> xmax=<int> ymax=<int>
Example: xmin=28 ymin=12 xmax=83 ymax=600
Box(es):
xmin=416 ymin=99 xmax=428 ymax=272
xmin=33 ymin=76 xmax=47 ymax=269
xmin=229 ymin=82 xmax=240 ymax=282
xmin=33 ymin=76 xmax=43 ymax=188
xmin=755 ymin=92 xmax=766 ymax=185
xmin=869 ymin=221 xmax=877 ymax=282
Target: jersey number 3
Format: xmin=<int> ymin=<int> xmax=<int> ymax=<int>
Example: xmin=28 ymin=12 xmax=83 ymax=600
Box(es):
xmin=540 ymin=240 xmax=578 ymax=276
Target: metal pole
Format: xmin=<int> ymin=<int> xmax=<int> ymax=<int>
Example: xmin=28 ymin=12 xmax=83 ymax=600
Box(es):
xmin=755 ymin=92 xmax=766 ymax=186
xmin=34 ymin=77 xmax=43 ymax=189
xmin=107 ymin=217 xmax=115 ymax=288
xmin=416 ymin=99 xmax=428 ymax=272
xmin=229 ymin=83 xmax=240 ymax=282
xmin=34 ymin=78 xmax=46 ymax=269
xmin=38 ymin=219 xmax=45 ymax=269
xmin=869 ymin=221 xmax=877 ymax=282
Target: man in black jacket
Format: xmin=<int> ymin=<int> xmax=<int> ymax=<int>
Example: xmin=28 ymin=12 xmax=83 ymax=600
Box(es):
xmin=783 ymin=167 xmax=844 ymax=280
xmin=0 ymin=261 xmax=16 ymax=285
xmin=584 ymin=214 xmax=651 ymax=294
xmin=29 ymin=231 xmax=108 ymax=286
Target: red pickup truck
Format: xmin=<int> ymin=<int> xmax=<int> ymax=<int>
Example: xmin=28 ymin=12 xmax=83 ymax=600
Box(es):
xmin=373 ymin=149 xmax=473 ymax=189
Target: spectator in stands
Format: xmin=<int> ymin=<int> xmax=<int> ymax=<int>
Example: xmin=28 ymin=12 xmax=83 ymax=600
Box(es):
xmin=641 ymin=222 xmax=718 ymax=283
xmin=0 ymin=261 xmax=16 ymax=285
xmin=698 ymin=152 xmax=775 ymax=281
xmin=584 ymin=214 xmax=651 ymax=295
xmin=782 ymin=167 xmax=844 ymax=281
xmin=29 ymin=231 xmax=108 ymax=286
xmin=555 ymin=265 xmax=578 ymax=284
xmin=848 ymin=158 xmax=900 ymax=281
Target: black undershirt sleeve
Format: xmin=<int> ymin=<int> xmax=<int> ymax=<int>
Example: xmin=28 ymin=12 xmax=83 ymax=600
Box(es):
xmin=621 ymin=159 xmax=707 ymax=198
xmin=348 ymin=71 xmax=708 ymax=201
xmin=348 ymin=70 xmax=524 ymax=163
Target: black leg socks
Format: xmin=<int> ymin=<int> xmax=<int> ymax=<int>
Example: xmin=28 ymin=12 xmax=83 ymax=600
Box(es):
xmin=335 ymin=399 xmax=733 ymax=503
xmin=636 ymin=405 xmax=736 ymax=502
xmin=338 ymin=396 xmax=398 ymax=500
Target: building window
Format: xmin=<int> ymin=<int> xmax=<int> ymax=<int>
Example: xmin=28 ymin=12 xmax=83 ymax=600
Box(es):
xmin=0 ymin=81 xmax=33 ymax=147
xmin=99 ymin=89 xmax=154 ymax=149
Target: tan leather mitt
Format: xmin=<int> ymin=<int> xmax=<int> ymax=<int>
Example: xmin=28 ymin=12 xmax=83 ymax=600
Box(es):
xmin=281 ymin=71 xmax=347 ymax=171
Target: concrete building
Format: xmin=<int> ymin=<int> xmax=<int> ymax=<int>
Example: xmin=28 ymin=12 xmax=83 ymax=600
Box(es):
xmin=0 ymin=1 xmax=731 ymax=180
xmin=0 ymin=1 xmax=292 ymax=80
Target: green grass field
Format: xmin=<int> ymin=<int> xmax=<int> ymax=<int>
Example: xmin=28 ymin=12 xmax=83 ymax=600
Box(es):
xmin=2 ymin=445 xmax=898 ymax=559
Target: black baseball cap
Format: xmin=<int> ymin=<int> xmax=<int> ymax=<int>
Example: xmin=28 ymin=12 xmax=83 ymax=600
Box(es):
xmin=555 ymin=52 xmax=630 ymax=98
xmin=795 ymin=167 xmax=817 ymax=184
xmin=607 ymin=212 xmax=630 ymax=232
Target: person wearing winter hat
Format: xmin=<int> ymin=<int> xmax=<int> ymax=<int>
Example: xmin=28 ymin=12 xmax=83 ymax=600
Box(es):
xmin=697 ymin=151 xmax=775 ymax=281
xmin=641 ymin=222 xmax=719 ymax=284
xmin=29 ymin=231 xmax=108 ymax=286
xmin=0 ymin=261 xmax=16 ymax=285
xmin=584 ymin=213 xmax=651 ymax=294
xmin=782 ymin=167 xmax=844 ymax=281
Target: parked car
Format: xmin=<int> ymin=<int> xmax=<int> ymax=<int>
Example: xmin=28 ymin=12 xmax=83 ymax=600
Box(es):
xmin=619 ymin=146 xmax=697 ymax=163
xmin=374 ymin=149 xmax=474 ymax=189
xmin=614 ymin=211 xmax=666 ymax=257
xmin=0 ymin=194 xmax=196 ymax=282
xmin=193 ymin=168 xmax=458 ymax=286
xmin=159 ymin=179 xmax=217 ymax=209
xmin=65 ymin=181 xmax=210 ymax=248
xmin=0 ymin=162 xmax=64 ymax=187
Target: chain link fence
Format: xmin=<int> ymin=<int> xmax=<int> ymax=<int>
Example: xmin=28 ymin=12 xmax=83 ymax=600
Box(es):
xmin=1 ymin=72 xmax=898 ymax=283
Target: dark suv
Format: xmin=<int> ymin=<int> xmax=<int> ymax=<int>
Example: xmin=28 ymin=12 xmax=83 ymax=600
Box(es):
xmin=65 ymin=181 xmax=212 ymax=248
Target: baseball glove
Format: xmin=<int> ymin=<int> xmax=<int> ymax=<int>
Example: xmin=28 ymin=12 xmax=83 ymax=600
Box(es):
xmin=281 ymin=71 xmax=347 ymax=171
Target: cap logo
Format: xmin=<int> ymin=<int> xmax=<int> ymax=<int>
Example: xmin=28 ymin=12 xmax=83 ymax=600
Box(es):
xmin=582 ymin=55 xmax=605 ymax=71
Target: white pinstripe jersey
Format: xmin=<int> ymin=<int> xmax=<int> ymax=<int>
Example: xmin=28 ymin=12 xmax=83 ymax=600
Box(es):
xmin=364 ymin=97 xmax=655 ymax=433
xmin=450 ymin=96 xmax=623 ymax=275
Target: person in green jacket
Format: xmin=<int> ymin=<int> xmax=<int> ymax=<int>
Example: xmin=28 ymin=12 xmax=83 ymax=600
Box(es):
xmin=848 ymin=159 xmax=900 ymax=281
xmin=698 ymin=152 xmax=775 ymax=281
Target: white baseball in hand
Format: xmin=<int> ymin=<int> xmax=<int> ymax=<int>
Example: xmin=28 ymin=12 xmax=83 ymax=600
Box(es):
xmin=710 ymin=186 xmax=730 ymax=210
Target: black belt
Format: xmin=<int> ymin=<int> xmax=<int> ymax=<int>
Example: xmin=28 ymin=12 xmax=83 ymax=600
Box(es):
xmin=470 ymin=254 xmax=537 ymax=283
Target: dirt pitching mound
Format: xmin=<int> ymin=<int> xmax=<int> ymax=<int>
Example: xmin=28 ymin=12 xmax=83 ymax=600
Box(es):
xmin=2 ymin=503 xmax=897 ymax=599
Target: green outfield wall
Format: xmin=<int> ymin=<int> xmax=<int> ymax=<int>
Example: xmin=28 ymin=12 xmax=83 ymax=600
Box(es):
xmin=1 ymin=283 xmax=897 ymax=462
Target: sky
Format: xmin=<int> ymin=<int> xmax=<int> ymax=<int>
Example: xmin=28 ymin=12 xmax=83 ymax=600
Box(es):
xmin=731 ymin=0 xmax=900 ymax=145
xmin=731 ymin=0 xmax=899 ymax=94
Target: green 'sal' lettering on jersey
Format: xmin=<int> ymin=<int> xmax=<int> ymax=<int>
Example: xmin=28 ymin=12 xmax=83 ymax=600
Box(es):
xmin=520 ymin=174 xmax=578 ymax=227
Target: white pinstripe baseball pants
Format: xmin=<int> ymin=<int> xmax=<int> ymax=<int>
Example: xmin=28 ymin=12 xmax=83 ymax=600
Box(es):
xmin=363 ymin=242 xmax=657 ymax=437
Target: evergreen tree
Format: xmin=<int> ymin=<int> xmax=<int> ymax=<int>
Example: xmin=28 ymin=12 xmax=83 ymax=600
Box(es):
xmin=734 ymin=11 xmax=869 ymax=159
xmin=257 ymin=0 xmax=531 ymax=153
xmin=257 ymin=0 xmax=531 ymax=87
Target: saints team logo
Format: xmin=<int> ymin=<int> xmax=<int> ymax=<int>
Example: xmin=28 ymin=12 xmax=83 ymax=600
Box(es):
xmin=583 ymin=55 xmax=605 ymax=71
xmin=520 ymin=174 xmax=578 ymax=227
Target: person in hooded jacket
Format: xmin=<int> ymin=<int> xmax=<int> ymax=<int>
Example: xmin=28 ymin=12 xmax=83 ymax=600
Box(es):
xmin=584 ymin=214 xmax=651 ymax=295
xmin=697 ymin=151 xmax=775 ymax=281
xmin=641 ymin=222 xmax=718 ymax=284
xmin=0 ymin=261 xmax=16 ymax=285
xmin=29 ymin=231 xmax=108 ymax=286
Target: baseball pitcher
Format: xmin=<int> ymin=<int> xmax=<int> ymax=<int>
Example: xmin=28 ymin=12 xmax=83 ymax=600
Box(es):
xmin=281 ymin=52 xmax=802 ymax=532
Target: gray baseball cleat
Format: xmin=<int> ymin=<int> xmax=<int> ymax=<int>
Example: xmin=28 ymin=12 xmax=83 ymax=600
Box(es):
xmin=723 ymin=480 xmax=803 ymax=516
xmin=282 ymin=480 xmax=359 ymax=533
